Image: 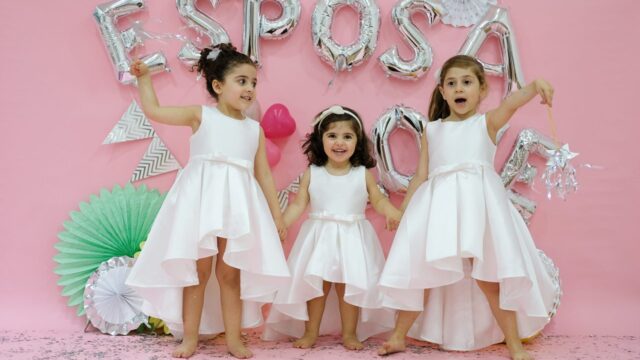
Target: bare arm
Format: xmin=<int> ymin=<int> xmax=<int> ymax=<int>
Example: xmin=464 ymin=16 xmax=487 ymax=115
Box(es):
xmin=131 ymin=60 xmax=201 ymax=132
xmin=399 ymin=130 xmax=429 ymax=212
xmin=486 ymin=78 xmax=554 ymax=142
xmin=282 ymin=168 xmax=311 ymax=227
xmin=254 ymin=129 xmax=287 ymax=240
xmin=366 ymin=169 xmax=402 ymax=230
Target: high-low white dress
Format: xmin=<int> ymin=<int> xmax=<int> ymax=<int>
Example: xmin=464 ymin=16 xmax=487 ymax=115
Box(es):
xmin=379 ymin=114 xmax=557 ymax=350
xmin=126 ymin=106 xmax=290 ymax=336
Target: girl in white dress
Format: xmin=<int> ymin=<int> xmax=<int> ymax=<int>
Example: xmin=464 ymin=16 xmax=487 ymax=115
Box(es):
xmin=125 ymin=43 xmax=289 ymax=359
xmin=263 ymin=105 xmax=401 ymax=350
xmin=377 ymin=55 xmax=556 ymax=360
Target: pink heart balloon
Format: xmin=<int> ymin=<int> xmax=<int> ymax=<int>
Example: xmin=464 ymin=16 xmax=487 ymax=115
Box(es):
xmin=265 ymin=138 xmax=281 ymax=167
xmin=261 ymin=103 xmax=296 ymax=139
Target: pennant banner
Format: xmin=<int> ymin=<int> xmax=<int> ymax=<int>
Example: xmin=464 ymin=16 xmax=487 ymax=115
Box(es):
xmin=103 ymin=100 xmax=156 ymax=144
xmin=131 ymin=135 xmax=181 ymax=182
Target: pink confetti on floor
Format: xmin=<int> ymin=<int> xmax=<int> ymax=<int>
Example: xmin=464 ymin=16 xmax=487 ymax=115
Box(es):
xmin=0 ymin=330 xmax=638 ymax=359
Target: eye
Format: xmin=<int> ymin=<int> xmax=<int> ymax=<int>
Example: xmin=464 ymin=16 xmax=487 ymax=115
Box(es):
xmin=447 ymin=81 xmax=454 ymax=87
xmin=327 ymin=134 xmax=336 ymax=139
xmin=238 ymin=79 xmax=246 ymax=85
xmin=344 ymin=134 xmax=353 ymax=140
xmin=464 ymin=79 xmax=472 ymax=85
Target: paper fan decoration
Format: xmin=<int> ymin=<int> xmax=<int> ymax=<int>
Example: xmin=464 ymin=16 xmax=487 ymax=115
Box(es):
xmin=441 ymin=0 xmax=497 ymax=27
xmin=54 ymin=183 xmax=165 ymax=316
xmin=84 ymin=256 xmax=147 ymax=335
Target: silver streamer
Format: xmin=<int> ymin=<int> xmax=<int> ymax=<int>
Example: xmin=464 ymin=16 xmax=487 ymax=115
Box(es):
xmin=542 ymin=144 xmax=579 ymax=200
xmin=103 ymin=100 xmax=155 ymax=144
xmin=93 ymin=0 xmax=169 ymax=85
xmin=243 ymin=0 xmax=301 ymax=66
xmin=372 ymin=105 xmax=427 ymax=193
xmin=84 ymin=256 xmax=147 ymax=335
xmin=312 ymin=0 xmax=381 ymax=73
xmin=379 ymin=0 xmax=446 ymax=80
xmin=131 ymin=135 xmax=181 ymax=182
xmin=176 ymin=0 xmax=230 ymax=67
xmin=458 ymin=6 xmax=525 ymax=98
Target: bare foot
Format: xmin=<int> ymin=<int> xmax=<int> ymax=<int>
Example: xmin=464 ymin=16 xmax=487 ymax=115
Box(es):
xmin=226 ymin=337 xmax=253 ymax=359
xmin=377 ymin=335 xmax=406 ymax=356
xmin=172 ymin=338 xmax=198 ymax=358
xmin=342 ymin=334 xmax=363 ymax=350
xmin=507 ymin=342 xmax=533 ymax=360
xmin=292 ymin=332 xmax=318 ymax=349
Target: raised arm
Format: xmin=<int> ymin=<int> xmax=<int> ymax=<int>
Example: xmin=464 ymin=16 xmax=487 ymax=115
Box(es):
xmin=486 ymin=78 xmax=554 ymax=142
xmin=365 ymin=169 xmax=402 ymax=230
xmin=399 ymin=129 xmax=429 ymax=212
xmin=254 ymin=129 xmax=287 ymax=240
xmin=282 ymin=168 xmax=311 ymax=228
xmin=131 ymin=60 xmax=201 ymax=132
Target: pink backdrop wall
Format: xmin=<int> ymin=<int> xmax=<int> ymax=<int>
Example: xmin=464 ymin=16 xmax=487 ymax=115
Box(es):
xmin=1 ymin=0 xmax=638 ymax=335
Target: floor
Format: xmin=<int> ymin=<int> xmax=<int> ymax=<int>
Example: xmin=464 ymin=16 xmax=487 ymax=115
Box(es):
xmin=1 ymin=330 xmax=638 ymax=359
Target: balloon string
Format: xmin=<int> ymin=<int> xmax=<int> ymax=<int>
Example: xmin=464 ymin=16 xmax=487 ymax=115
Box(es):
xmin=546 ymin=105 xmax=560 ymax=149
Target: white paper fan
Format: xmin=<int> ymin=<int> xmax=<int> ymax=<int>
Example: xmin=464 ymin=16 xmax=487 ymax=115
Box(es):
xmin=84 ymin=256 xmax=147 ymax=335
xmin=441 ymin=0 xmax=498 ymax=27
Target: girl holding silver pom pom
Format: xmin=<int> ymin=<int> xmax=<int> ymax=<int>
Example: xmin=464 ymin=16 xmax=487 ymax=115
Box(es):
xmin=377 ymin=55 xmax=555 ymax=360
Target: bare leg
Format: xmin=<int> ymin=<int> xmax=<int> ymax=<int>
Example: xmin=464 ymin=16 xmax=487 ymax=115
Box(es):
xmin=293 ymin=281 xmax=332 ymax=349
xmin=378 ymin=289 xmax=429 ymax=356
xmin=476 ymin=280 xmax=533 ymax=360
xmin=173 ymin=256 xmax=213 ymax=358
xmin=334 ymin=283 xmax=363 ymax=350
xmin=216 ymin=237 xmax=252 ymax=359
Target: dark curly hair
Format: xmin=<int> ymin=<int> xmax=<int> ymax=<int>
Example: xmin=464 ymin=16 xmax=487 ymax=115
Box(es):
xmin=302 ymin=106 xmax=376 ymax=168
xmin=195 ymin=43 xmax=256 ymax=100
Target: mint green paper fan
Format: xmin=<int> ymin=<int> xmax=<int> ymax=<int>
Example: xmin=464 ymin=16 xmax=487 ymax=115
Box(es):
xmin=54 ymin=183 xmax=166 ymax=316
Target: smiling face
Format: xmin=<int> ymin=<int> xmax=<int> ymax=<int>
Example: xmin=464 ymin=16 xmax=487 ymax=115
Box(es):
xmin=213 ymin=63 xmax=257 ymax=118
xmin=322 ymin=120 xmax=358 ymax=167
xmin=439 ymin=66 xmax=487 ymax=120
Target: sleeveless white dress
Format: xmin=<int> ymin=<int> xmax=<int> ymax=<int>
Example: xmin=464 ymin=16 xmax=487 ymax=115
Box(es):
xmin=263 ymin=165 xmax=395 ymax=341
xmin=379 ymin=114 xmax=557 ymax=351
xmin=126 ymin=106 xmax=290 ymax=337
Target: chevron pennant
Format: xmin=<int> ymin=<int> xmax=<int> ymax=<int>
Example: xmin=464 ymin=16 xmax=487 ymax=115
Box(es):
xmin=276 ymin=173 xmax=303 ymax=212
xmin=286 ymin=174 xmax=302 ymax=194
xmin=103 ymin=100 xmax=156 ymax=144
xmin=277 ymin=190 xmax=289 ymax=212
xmin=130 ymin=135 xmax=181 ymax=182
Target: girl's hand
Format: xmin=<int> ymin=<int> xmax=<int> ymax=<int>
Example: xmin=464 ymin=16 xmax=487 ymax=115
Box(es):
xmin=385 ymin=209 xmax=402 ymax=231
xmin=130 ymin=59 xmax=149 ymax=78
xmin=276 ymin=218 xmax=287 ymax=242
xmin=534 ymin=78 xmax=554 ymax=107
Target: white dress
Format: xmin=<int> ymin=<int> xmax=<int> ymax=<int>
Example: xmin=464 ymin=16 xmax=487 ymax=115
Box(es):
xmin=263 ymin=165 xmax=395 ymax=341
xmin=379 ymin=114 xmax=557 ymax=351
xmin=126 ymin=106 xmax=290 ymax=337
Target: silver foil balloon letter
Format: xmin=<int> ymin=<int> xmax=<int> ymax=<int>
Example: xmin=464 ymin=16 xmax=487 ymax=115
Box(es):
xmin=312 ymin=0 xmax=381 ymax=72
xmin=176 ymin=0 xmax=230 ymax=67
xmin=499 ymin=128 xmax=575 ymax=221
xmin=243 ymin=0 xmax=301 ymax=66
xmin=372 ymin=106 xmax=427 ymax=193
xmin=458 ymin=6 xmax=525 ymax=97
xmin=93 ymin=0 xmax=169 ymax=85
xmin=379 ymin=0 xmax=446 ymax=80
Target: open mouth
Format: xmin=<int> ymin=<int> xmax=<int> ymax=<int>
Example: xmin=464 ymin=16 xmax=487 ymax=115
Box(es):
xmin=241 ymin=95 xmax=252 ymax=102
xmin=332 ymin=149 xmax=347 ymax=155
xmin=454 ymin=97 xmax=467 ymax=104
